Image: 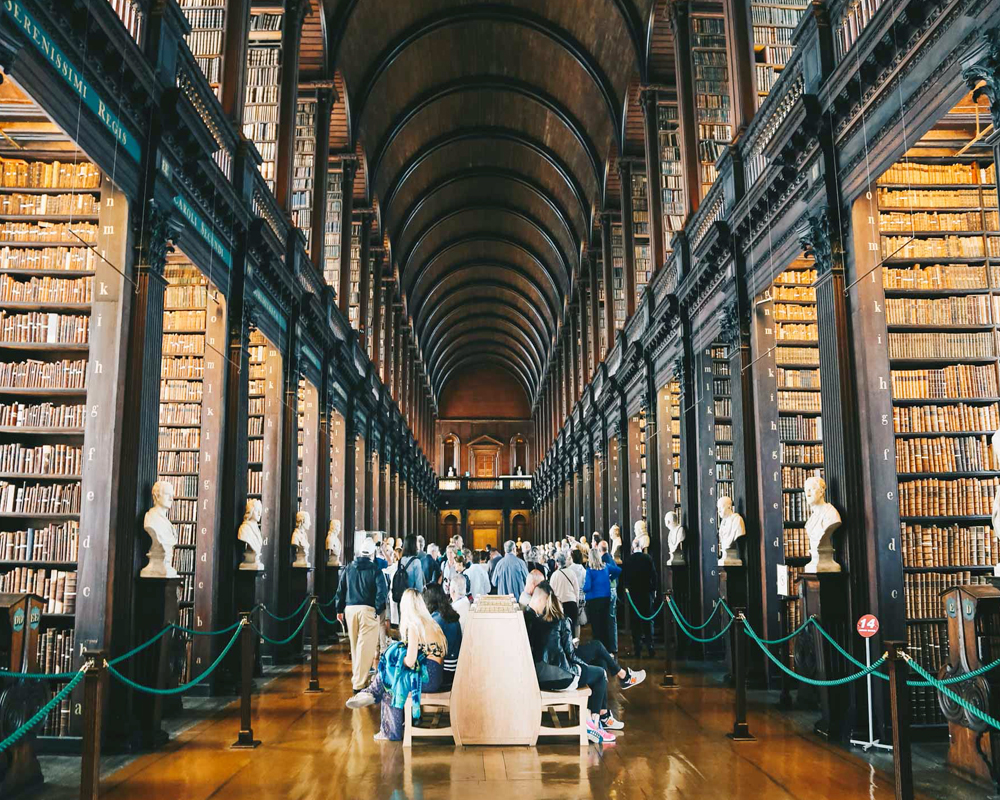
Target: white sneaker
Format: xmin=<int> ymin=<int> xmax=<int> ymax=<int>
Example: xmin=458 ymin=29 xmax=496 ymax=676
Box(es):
xmin=621 ymin=668 xmax=646 ymax=689
xmin=587 ymin=718 xmax=616 ymax=744
xmin=600 ymin=713 xmax=624 ymax=730
xmin=346 ymin=692 xmax=375 ymax=709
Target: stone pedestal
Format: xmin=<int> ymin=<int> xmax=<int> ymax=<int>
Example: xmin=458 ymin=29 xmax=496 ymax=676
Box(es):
xmin=133 ymin=576 xmax=181 ymax=749
xmin=287 ymin=567 xmax=313 ymax=661
xmin=719 ymin=566 xmax=747 ymax=679
xmin=321 ymin=565 xmax=341 ymax=643
xmin=667 ymin=564 xmax=690 ymax=658
xmin=794 ymin=572 xmax=852 ymax=741
xmin=233 ymin=569 xmax=264 ymax=680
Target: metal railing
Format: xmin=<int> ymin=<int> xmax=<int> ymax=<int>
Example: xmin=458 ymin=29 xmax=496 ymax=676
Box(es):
xmin=438 ymin=475 xmax=533 ymax=492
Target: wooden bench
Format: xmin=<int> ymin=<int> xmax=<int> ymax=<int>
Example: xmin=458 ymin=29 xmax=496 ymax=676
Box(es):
xmin=403 ymin=691 xmax=461 ymax=747
xmin=538 ymin=688 xmax=591 ymax=746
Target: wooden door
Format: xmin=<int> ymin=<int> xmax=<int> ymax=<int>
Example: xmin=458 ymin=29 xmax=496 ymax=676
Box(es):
xmin=475 ymin=451 xmax=496 ymax=477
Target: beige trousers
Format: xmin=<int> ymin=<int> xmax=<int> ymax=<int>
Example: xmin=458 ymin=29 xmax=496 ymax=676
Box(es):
xmin=345 ymin=605 xmax=380 ymax=690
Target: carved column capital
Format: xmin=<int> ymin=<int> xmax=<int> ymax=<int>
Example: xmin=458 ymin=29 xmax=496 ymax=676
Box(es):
xmin=796 ymin=206 xmax=845 ymax=277
xmin=963 ymin=27 xmax=1000 ymax=130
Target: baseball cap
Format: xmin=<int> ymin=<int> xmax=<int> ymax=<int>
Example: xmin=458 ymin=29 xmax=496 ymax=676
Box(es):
xmin=360 ymin=538 xmax=376 ymax=557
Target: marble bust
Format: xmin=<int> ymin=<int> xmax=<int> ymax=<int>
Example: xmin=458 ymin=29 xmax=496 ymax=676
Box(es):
xmin=717 ymin=496 xmax=746 ymax=566
xmin=633 ymin=519 xmax=650 ymax=552
xmin=326 ymin=519 xmax=343 ymax=567
xmin=803 ymin=476 xmax=842 ymax=573
xmin=665 ymin=511 xmax=686 ymax=565
xmin=238 ymin=498 xmax=264 ymax=571
xmin=609 ymin=524 xmax=623 ymax=563
xmin=140 ymin=480 xmax=179 ymax=578
xmin=292 ymin=511 xmax=311 ymax=568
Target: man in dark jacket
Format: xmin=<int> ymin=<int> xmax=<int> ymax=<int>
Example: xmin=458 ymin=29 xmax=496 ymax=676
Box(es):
xmin=336 ymin=538 xmax=388 ymax=691
xmin=622 ymin=535 xmax=658 ymax=658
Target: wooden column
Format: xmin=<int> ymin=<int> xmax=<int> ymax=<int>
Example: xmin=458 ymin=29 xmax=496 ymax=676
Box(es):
xmin=382 ymin=282 xmax=394 ymax=384
xmin=273 ymin=0 xmax=307 ymax=212
xmin=342 ymin=405 xmax=358 ymax=557
xmin=337 ymin=161 xmax=357 ymax=315
xmin=600 ymin=213 xmax=616 ymax=348
xmin=568 ymin=319 xmax=578 ymax=403
xmin=618 ymin=160 xmax=637 ymax=320
xmin=579 ymin=287 xmax=591 ymax=385
xmin=588 ymin=251 xmax=601 ymax=367
xmin=393 ymin=308 xmax=403 ymax=404
xmin=723 ymin=0 xmax=756 ymax=133
xmin=220 ymin=0 xmax=251 ymax=124
xmin=669 ymin=0 xmax=701 ymax=216
xmin=639 ymin=89 xmax=666 ymax=274
xmin=370 ymin=247 xmax=385 ymax=369
xmin=356 ymin=213 xmax=372 ymax=349
xmin=309 ymin=88 xmax=334 ymax=271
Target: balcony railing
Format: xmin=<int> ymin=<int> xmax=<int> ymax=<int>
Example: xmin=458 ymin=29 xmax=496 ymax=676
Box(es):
xmin=438 ymin=476 xmax=533 ymax=492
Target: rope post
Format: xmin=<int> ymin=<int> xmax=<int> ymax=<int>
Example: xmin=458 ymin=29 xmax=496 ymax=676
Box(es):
xmin=231 ymin=615 xmax=261 ymax=749
xmin=79 ymin=651 xmax=106 ymax=800
xmin=660 ymin=591 xmax=677 ymax=689
xmin=777 ymin=612 xmax=794 ymax=710
xmin=727 ymin=610 xmax=756 ymax=742
xmin=305 ymin=597 xmax=323 ymax=694
xmin=886 ymin=641 xmax=914 ymax=800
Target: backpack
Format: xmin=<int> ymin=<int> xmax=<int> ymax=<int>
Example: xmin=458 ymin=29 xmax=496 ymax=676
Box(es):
xmin=392 ymin=557 xmax=414 ymax=604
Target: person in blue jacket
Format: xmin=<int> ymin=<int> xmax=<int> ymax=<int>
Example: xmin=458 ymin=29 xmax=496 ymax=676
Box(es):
xmin=583 ymin=545 xmax=621 ymax=654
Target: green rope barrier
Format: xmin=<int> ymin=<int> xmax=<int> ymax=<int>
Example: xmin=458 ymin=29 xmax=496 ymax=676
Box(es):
xmin=172 ymin=619 xmax=243 ymax=637
xmin=108 ymin=622 xmax=244 ymax=695
xmin=319 ymin=595 xmax=338 ymax=608
xmin=754 ymin=616 xmax=816 ymax=645
xmin=667 ymin=599 xmax=735 ymax=643
xmin=251 ymin=602 xmax=313 ymax=645
xmin=665 ymin=596 xmax=725 ymax=631
xmin=0 ymin=668 xmax=85 ymax=753
xmin=259 ymin=596 xmax=311 ymax=622
xmin=624 ymin=590 xmax=665 ymax=621
xmin=905 ymin=654 xmax=1000 ymax=731
xmin=316 ymin=605 xmax=338 ymax=626
xmin=743 ymin=618 xmax=888 ymax=687
xmin=108 ymin=626 xmax=173 ymax=666
xmin=0 ymin=668 xmax=77 ymax=680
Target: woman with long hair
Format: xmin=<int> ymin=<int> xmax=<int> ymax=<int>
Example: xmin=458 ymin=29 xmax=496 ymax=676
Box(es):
xmin=423 ymin=583 xmax=462 ymax=687
xmin=346 ymin=588 xmax=447 ymax=741
xmin=583 ymin=545 xmax=621 ymax=654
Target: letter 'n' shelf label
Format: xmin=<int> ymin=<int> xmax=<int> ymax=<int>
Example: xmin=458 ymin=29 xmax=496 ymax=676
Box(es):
xmin=2 ymin=0 xmax=141 ymax=163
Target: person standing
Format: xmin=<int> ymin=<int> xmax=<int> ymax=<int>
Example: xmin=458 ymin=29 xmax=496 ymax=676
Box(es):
xmin=336 ymin=539 xmax=388 ymax=692
xmin=583 ymin=546 xmax=621 ymax=654
xmin=491 ymin=540 xmax=529 ymax=597
xmin=416 ymin=535 xmax=438 ymax=586
xmin=398 ymin=535 xmax=426 ymax=592
xmin=549 ymin=551 xmax=580 ymax=633
xmin=623 ymin=535 xmax=658 ymax=658
xmin=599 ymin=541 xmax=620 ymax=654
xmin=464 ymin=550 xmax=491 ymax=599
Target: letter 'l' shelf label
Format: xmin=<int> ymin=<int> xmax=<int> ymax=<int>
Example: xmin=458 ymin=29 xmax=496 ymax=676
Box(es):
xmin=2 ymin=0 xmax=141 ymax=162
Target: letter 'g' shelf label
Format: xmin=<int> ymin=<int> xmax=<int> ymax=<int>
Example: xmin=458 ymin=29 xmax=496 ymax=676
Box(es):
xmin=2 ymin=0 xmax=141 ymax=162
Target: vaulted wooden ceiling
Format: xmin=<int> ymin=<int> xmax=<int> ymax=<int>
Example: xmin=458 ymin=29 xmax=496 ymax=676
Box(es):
xmin=314 ymin=0 xmax=666 ymax=404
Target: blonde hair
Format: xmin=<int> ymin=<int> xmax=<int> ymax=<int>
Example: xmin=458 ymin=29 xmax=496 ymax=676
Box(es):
xmin=588 ymin=546 xmax=605 ymax=570
xmin=399 ymin=588 xmax=447 ymax=655
xmin=540 ymin=586 xmax=564 ymax=622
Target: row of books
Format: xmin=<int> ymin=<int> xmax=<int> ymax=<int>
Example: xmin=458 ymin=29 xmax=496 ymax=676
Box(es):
xmin=882 ymin=235 xmax=988 ymax=260
xmin=161 ymin=380 xmax=202 ymax=403
xmin=0 ymin=358 xmax=87 ymax=389
xmin=836 ymin=0 xmax=885 ymax=58
xmin=895 ymin=434 xmax=999 ymax=474
xmin=784 ymin=527 xmax=813 ymax=559
xmin=888 ymin=331 xmax=994 ymax=359
xmin=782 ymin=492 xmax=808 ymax=523
xmin=159 ymin=402 xmax=201 ymax=427
xmin=0 ymin=158 xmax=100 ymax=190
xmin=893 ymin=402 xmax=1000 ymax=434
xmin=905 ymin=571 xmax=988 ymax=618
xmin=775 ymin=346 xmax=820 ymax=366
xmin=901 ymin=523 xmax=997 ymax=567
xmin=0 ymin=479 xmax=81 ymax=514
xmin=0 ymin=521 xmax=78 ymax=562
xmin=0 ymin=401 xmax=85 ymax=429
xmin=163 ymin=310 xmax=206 ymax=331
xmin=884 ymin=264 xmax=998 ymax=290
xmin=753 ymin=25 xmax=794 ymax=45
xmin=162 ymin=334 xmax=205 ymax=355
xmin=778 ymin=414 xmax=822 ymax=440
xmin=773 ymin=303 xmax=817 ymax=321
xmin=782 ymin=465 xmax=825 ymax=488
xmin=248 ymin=416 xmax=263 ymax=437
xmin=776 ymin=322 xmax=817 ymax=341
xmin=0 ymin=225 xmax=96 ymax=250
xmin=715 ymin=423 xmax=733 ymax=441
xmin=780 ymin=443 xmax=824 ymax=463
xmin=36 ymin=626 xmax=74 ymax=675
xmin=0 ymin=443 xmax=81 ymax=476
xmin=773 ymin=285 xmax=816 ymax=301
xmin=879 ymin=210 xmax=997 ymax=232
xmin=755 ymin=65 xmax=780 ymax=93
xmin=249 ymin=438 xmax=263 ymax=462
xmin=878 ymin=162 xmax=992 ymax=186
xmin=777 ymin=368 xmax=821 ymax=388
xmin=714 ymin=378 xmax=730 ymax=395
xmin=0 ymin=193 xmax=99 ymax=218
xmin=908 ymin=624 xmax=947 ymax=725
xmin=714 ymin=398 xmax=732 ymax=417
xmin=890 ymin=365 xmax=998 ymax=399
xmin=161 ymin=356 xmax=204 ymax=380
xmin=166 ymin=499 xmax=197 ymax=523
xmin=0 ymin=274 xmax=92 ymax=304
xmin=157 ymin=450 xmax=200 ymax=474
xmin=0 ymin=567 xmax=77 ymax=612
xmin=0 ymin=246 xmax=96 ymax=273
xmin=897 ymin=477 xmax=1000 ymax=516
xmin=885 ymin=295 xmax=995 ymax=326
xmin=0 ymin=312 xmax=89 ymax=344
xmin=778 ymin=391 xmax=822 ymax=413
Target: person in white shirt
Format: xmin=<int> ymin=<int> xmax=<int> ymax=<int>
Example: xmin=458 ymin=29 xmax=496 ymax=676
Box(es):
xmin=549 ymin=551 xmax=581 ymax=631
xmin=568 ymin=547 xmax=588 ymax=638
xmin=450 ymin=573 xmax=471 ymax=632
xmin=382 ymin=547 xmax=403 ymax=628
xmin=518 ymin=569 xmax=546 ymax=609
xmin=464 ymin=549 xmax=491 ymax=599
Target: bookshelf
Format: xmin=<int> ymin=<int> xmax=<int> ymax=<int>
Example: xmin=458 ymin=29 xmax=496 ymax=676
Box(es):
xmin=595 ymin=249 xmax=608 ymax=361
xmin=668 ymin=380 xmax=682 ymax=513
xmin=690 ymin=12 xmax=732 ymax=199
xmin=584 ymin=278 xmax=595 ymax=375
xmin=243 ymin=7 xmax=284 ymax=191
xmin=631 ymin=170 xmax=652 ymax=304
xmin=292 ymin=97 xmax=316 ymax=256
xmin=611 ymin=222 xmax=626 ymax=331
xmin=657 ymin=102 xmax=686 ymax=254
xmin=874 ymin=98 xmax=1000 ymax=729
xmin=750 ymin=2 xmax=808 ymax=108
xmin=323 ymin=167 xmax=343 ymax=291
xmin=179 ymin=0 xmax=226 ymax=97
xmin=365 ymin=247 xmax=375 ymax=361
xmin=348 ymin=219 xmax=362 ymax=330
xmin=330 ymin=407 xmax=345 ymax=539
xmin=712 ymin=345 xmax=734 ymax=500
xmin=629 ymin=410 xmax=649 ymax=526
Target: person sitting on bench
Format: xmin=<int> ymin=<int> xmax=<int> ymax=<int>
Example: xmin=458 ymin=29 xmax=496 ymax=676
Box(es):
xmin=423 ymin=583 xmax=462 ymax=689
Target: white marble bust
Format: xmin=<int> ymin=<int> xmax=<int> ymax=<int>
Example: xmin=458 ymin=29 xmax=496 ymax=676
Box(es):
xmin=803 ymin=476 xmax=842 ymax=573
xmin=609 ymin=524 xmax=622 ymax=563
xmin=292 ymin=511 xmax=311 ymax=568
xmin=326 ymin=519 xmax=343 ymax=566
xmin=665 ymin=511 xmax=686 ymax=565
xmin=238 ymin=498 xmax=264 ymax=571
xmin=140 ymin=480 xmax=179 ymax=578
xmin=717 ymin=496 xmax=745 ymax=566
xmin=633 ymin=519 xmax=650 ymax=552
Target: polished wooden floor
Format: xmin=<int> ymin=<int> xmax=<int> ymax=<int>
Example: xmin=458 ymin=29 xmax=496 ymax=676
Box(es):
xmin=87 ymin=642 xmax=930 ymax=800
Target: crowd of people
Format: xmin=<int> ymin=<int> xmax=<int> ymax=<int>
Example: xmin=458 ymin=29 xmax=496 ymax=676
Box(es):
xmin=336 ymin=529 xmax=656 ymax=744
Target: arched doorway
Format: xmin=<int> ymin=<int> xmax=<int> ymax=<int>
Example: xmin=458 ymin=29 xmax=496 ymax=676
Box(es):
xmin=442 ymin=513 xmax=459 ymax=543
xmin=442 ymin=433 xmax=460 ymax=475
xmin=512 ymin=513 xmax=527 ymax=542
xmin=510 ymin=434 xmax=528 ymax=474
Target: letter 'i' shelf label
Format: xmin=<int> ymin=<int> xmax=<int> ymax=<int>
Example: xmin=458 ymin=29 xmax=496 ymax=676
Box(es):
xmin=2 ymin=0 xmax=141 ymax=163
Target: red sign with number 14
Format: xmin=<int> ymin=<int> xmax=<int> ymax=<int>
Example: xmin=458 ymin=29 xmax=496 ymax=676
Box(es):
xmin=856 ymin=614 xmax=879 ymax=638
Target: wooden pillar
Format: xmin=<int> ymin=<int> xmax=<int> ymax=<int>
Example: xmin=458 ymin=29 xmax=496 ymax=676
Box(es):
xmin=723 ymin=0 xmax=756 ymax=133
xmin=393 ymin=308 xmax=403 ymax=404
xmin=337 ymin=161 xmax=357 ymax=315
xmin=639 ymin=89 xmax=667 ymax=274
xmin=309 ymin=88 xmax=334 ymax=271
xmin=370 ymin=247 xmax=385 ymax=369
xmin=600 ymin=213 xmax=616 ymax=348
xmin=588 ymin=251 xmax=601 ymax=368
xmin=220 ymin=0 xmax=251 ymax=124
xmin=357 ymin=213 xmax=372 ymax=349
xmin=578 ymin=287 xmax=590 ymax=386
xmin=570 ymin=305 xmax=580 ymax=401
xmin=273 ymin=0 xmax=307 ymax=212
xmin=669 ymin=0 xmax=701 ymax=216
xmin=382 ymin=282 xmax=395 ymax=384
xmin=618 ymin=160 xmax=637 ymax=320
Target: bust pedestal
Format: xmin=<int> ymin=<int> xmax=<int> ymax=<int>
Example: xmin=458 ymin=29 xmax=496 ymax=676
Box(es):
xmin=667 ymin=563 xmax=690 ymax=658
xmin=320 ymin=564 xmax=341 ymax=643
xmin=719 ymin=566 xmax=747 ymax=680
xmin=288 ymin=566 xmax=313 ymax=662
xmin=233 ymin=568 xmax=264 ymax=680
xmin=794 ymin=572 xmax=851 ymax=741
xmin=133 ymin=576 xmax=182 ymax=748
